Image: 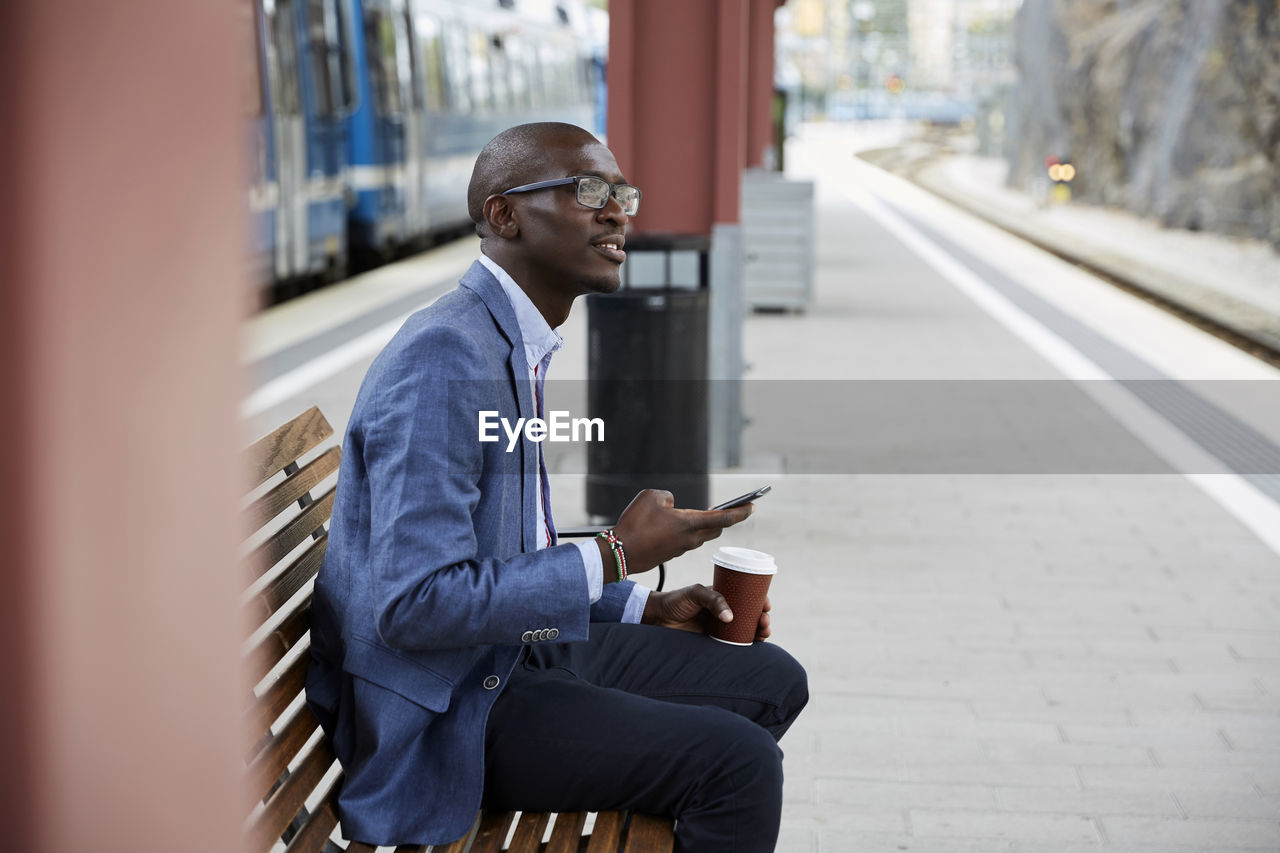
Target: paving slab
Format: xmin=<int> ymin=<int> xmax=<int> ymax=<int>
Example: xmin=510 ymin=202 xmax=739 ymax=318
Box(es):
xmin=673 ymin=126 xmax=1280 ymax=852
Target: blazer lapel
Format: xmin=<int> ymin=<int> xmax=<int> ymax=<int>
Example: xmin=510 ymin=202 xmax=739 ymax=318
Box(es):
xmin=460 ymin=261 xmax=540 ymax=552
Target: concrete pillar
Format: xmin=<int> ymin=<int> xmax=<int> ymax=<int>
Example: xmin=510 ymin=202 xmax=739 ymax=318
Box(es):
xmin=0 ymin=2 xmax=245 ymax=851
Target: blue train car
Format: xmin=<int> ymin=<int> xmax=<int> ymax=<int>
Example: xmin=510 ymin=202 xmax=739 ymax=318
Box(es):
xmin=252 ymin=0 xmax=357 ymax=285
xmin=245 ymin=0 xmax=599 ymax=292
xmin=345 ymin=0 xmax=596 ymax=259
xmin=245 ymin=0 xmax=276 ymax=288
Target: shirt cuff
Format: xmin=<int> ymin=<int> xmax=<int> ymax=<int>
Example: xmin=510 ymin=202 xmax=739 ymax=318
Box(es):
xmin=621 ymin=584 xmax=650 ymax=624
xmin=576 ymin=538 xmax=603 ymax=604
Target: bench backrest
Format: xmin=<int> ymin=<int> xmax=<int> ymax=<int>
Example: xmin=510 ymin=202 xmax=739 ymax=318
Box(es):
xmin=241 ymin=407 xmax=673 ymax=853
xmin=243 ymin=406 xmax=349 ymax=853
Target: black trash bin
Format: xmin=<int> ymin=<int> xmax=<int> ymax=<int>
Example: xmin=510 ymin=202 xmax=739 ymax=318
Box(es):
xmin=586 ymin=234 xmax=710 ymax=520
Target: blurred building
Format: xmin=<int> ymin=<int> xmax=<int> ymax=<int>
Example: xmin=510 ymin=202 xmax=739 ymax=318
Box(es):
xmin=776 ymin=0 xmax=1019 ymax=120
xmin=911 ymin=0 xmax=1019 ymax=97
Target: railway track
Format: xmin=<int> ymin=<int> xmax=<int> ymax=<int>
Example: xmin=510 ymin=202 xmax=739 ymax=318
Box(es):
xmin=859 ymin=142 xmax=1280 ymax=371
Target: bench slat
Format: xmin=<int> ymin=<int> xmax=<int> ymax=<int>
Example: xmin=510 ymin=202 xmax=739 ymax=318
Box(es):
xmin=245 ymin=534 xmax=326 ymax=629
xmin=248 ymin=738 xmax=338 ymax=853
xmin=247 ymin=642 xmax=310 ymax=740
xmin=245 ymin=591 xmax=312 ymax=685
xmin=282 ymin=797 xmax=340 ymax=853
xmin=248 ymin=488 xmax=335 ymax=581
xmin=545 ymin=812 xmax=588 ymax=853
xmin=507 ymin=811 xmax=551 ymax=853
xmin=245 ymin=406 xmax=333 ymax=491
xmin=246 ymin=703 xmax=321 ymax=804
xmin=468 ymin=810 xmax=517 ymax=853
xmin=343 ymin=840 xmax=430 ymax=851
xmin=246 ymin=445 xmax=341 ymax=531
xmin=427 ymin=815 xmax=479 ymax=853
xmin=584 ymin=812 xmax=625 ymax=853
xmin=622 ymin=814 xmax=675 ymax=853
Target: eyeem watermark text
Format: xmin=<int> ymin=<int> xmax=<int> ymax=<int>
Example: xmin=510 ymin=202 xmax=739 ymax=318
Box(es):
xmin=478 ymin=410 xmax=605 ymax=452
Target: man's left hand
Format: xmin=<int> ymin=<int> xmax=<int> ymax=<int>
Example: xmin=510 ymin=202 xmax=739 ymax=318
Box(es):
xmin=641 ymin=584 xmax=772 ymax=642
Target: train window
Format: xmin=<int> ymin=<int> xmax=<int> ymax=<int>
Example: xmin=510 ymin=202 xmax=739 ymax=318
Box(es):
xmin=335 ymin=0 xmax=358 ymax=112
xmin=267 ymin=0 xmax=301 ymax=116
xmin=538 ymin=43 xmax=566 ymax=107
xmin=576 ymin=56 xmax=590 ymax=102
xmin=534 ymin=43 xmax=551 ymax=106
xmin=566 ymin=52 xmax=579 ymax=103
xmin=442 ymin=22 xmax=471 ymax=113
xmin=241 ymin=0 xmax=264 ymax=117
xmin=468 ymin=28 xmax=492 ymax=112
xmin=302 ymin=0 xmax=356 ymax=118
xmin=526 ymin=42 xmax=543 ymax=108
xmin=504 ymin=34 xmax=530 ymax=111
xmin=389 ymin=0 xmax=420 ymax=111
xmin=557 ymin=45 xmax=574 ymax=106
xmin=489 ymin=37 xmax=511 ymax=112
xmin=305 ymin=0 xmax=337 ymax=116
xmin=415 ymin=12 xmax=446 ymax=112
xmin=364 ymin=7 xmax=403 ymax=116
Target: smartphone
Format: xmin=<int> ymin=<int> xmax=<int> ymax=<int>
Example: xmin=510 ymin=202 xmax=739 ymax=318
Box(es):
xmin=711 ymin=485 xmax=771 ymax=511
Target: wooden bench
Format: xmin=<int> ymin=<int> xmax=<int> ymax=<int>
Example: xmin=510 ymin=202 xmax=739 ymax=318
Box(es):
xmin=243 ymin=407 xmax=676 ymax=853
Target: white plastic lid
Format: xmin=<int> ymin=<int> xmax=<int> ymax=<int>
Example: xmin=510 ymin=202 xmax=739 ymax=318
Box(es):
xmin=712 ymin=546 xmax=777 ymax=575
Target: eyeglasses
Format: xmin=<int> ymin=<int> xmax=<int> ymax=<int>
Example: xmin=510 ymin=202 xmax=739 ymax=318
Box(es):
xmin=502 ymin=175 xmax=642 ymax=216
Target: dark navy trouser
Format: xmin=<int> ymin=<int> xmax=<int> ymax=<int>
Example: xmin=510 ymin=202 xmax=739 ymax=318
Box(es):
xmin=483 ymin=622 xmax=809 ymax=853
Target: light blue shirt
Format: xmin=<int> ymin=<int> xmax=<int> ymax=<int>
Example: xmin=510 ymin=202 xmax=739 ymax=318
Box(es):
xmin=478 ymin=254 xmax=649 ymax=623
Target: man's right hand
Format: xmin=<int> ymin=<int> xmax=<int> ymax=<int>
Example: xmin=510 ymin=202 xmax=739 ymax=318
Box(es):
xmin=605 ymin=489 xmax=752 ymax=577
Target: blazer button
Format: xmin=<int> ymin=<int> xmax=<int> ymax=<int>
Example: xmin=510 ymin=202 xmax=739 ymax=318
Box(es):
xmin=534 ymin=629 xmax=546 ymax=642
xmin=521 ymin=631 xmax=533 ymax=643
xmin=548 ymin=628 xmax=559 ymax=640
xmin=483 ymin=675 xmax=500 ymax=690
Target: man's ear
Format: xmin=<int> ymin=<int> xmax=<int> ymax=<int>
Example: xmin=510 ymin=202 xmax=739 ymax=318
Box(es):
xmin=482 ymin=194 xmax=519 ymax=239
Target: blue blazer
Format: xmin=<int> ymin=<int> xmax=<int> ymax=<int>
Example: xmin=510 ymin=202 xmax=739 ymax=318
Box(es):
xmin=306 ymin=261 xmax=636 ymax=846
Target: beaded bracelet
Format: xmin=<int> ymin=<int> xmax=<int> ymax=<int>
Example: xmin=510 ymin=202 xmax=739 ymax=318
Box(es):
xmin=596 ymin=528 xmax=628 ymax=583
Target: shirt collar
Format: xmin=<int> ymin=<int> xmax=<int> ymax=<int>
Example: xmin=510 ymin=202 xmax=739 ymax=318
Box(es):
xmin=478 ymin=254 xmax=563 ymax=370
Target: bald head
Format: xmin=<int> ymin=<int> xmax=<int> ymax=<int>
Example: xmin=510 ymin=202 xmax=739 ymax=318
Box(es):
xmin=467 ymin=122 xmax=600 ymax=233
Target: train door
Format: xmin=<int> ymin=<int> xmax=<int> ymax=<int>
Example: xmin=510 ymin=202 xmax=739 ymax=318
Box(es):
xmin=414 ymin=4 xmax=450 ymax=233
xmin=394 ymin=0 xmax=426 ymax=239
xmin=299 ymin=0 xmax=357 ymax=278
xmin=244 ymin=0 xmax=275 ymax=288
xmin=263 ymin=0 xmax=308 ymax=279
xmin=355 ymin=0 xmax=405 ymax=252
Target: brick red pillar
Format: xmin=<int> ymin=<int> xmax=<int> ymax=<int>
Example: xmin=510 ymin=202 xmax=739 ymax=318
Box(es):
xmin=608 ymin=0 xmax=748 ymax=235
xmin=0 ymin=2 xmax=244 ymax=851
xmin=746 ymin=0 xmax=781 ymax=169
xmin=606 ymin=0 xmax=761 ymax=469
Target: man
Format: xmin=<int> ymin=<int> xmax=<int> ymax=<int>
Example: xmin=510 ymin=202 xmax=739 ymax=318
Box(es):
xmin=307 ymin=122 xmax=807 ymax=852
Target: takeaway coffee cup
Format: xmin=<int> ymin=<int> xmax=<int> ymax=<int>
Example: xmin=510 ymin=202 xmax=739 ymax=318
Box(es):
xmin=709 ymin=546 xmax=777 ymax=646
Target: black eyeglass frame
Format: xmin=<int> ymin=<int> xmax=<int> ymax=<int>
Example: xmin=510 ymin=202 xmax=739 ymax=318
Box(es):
xmin=501 ymin=175 xmax=642 ymax=215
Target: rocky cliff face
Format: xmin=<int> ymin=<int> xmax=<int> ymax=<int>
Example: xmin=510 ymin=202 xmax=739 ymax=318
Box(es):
xmin=1007 ymin=0 xmax=1279 ymax=248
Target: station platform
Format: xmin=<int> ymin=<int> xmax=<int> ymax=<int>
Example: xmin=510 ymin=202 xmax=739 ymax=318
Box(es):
xmin=646 ymin=127 xmax=1280 ymax=852
xmin=243 ymin=124 xmax=1280 ymax=853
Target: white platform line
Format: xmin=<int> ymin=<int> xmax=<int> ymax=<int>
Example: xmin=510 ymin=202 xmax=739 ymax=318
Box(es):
xmin=240 ymin=313 xmax=410 ymax=418
xmin=850 ymin=186 xmax=1280 ymax=558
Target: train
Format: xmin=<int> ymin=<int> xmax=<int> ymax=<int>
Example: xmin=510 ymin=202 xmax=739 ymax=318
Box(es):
xmin=244 ymin=0 xmax=605 ymax=293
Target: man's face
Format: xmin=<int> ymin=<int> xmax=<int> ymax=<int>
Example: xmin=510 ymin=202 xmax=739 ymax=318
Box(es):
xmin=510 ymin=134 xmax=631 ymax=297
